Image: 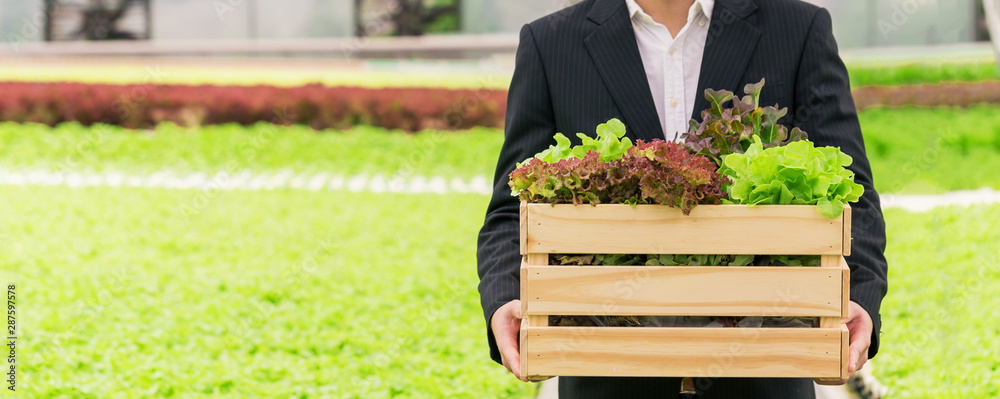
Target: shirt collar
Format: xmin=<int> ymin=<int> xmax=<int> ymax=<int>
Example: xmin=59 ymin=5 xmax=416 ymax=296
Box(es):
xmin=700 ymin=0 xmax=715 ymax=22
xmin=625 ymin=0 xmax=714 ymax=25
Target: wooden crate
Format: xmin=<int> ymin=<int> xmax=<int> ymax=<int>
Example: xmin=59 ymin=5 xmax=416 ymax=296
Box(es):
xmin=519 ymin=202 xmax=851 ymax=379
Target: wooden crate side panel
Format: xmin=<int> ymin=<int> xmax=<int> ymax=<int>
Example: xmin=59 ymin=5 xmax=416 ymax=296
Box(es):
xmin=525 ymin=204 xmax=844 ymax=255
xmin=524 ymin=327 xmax=843 ymax=378
xmin=522 ymin=266 xmax=842 ymax=317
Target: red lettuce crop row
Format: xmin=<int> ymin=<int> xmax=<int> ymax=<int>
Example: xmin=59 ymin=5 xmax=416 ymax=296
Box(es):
xmin=0 ymin=81 xmax=995 ymax=131
xmin=852 ymin=81 xmax=1000 ymax=110
xmin=0 ymin=82 xmax=506 ymax=131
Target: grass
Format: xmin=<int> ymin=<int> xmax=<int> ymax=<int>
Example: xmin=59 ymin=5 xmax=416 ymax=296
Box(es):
xmin=0 ymin=59 xmax=995 ymax=89
xmin=847 ymin=59 xmax=999 ymax=88
xmin=859 ymin=106 xmax=1000 ymax=193
xmin=0 ymin=186 xmax=535 ymax=398
xmin=4 ymin=105 xmax=1000 ymax=194
xmin=878 ymin=204 xmax=1000 ymax=398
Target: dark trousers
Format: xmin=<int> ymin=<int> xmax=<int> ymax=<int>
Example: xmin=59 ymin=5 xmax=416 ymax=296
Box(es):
xmin=558 ymin=376 xmax=816 ymax=399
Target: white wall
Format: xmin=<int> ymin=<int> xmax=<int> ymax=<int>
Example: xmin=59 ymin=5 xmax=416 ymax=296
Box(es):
xmin=0 ymin=0 xmax=983 ymax=49
xmin=810 ymin=0 xmax=978 ymax=48
xmin=0 ymin=0 xmax=45 ymax=48
xmin=151 ymin=0 xmax=353 ymax=40
xmin=459 ymin=0 xmax=979 ymax=49
xmin=461 ymin=0 xmax=580 ymax=34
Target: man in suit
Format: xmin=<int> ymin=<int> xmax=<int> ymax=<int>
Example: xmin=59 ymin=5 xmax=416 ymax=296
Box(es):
xmin=476 ymin=0 xmax=889 ymax=397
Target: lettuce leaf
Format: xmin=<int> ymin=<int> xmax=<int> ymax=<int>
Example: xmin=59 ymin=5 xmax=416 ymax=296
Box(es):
xmin=682 ymin=79 xmax=808 ymax=167
xmin=718 ymin=136 xmax=865 ymax=218
xmin=522 ymin=118 xmax=633 ymax=166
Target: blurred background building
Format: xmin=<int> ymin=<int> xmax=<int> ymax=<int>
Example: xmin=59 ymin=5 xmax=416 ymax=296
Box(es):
xmin=0 ymin=0 xmax=992 ymax=54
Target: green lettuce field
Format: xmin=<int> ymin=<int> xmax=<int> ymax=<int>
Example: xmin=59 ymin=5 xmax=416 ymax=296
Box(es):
xmin=2 ymin=188 xmax=531 ymax=398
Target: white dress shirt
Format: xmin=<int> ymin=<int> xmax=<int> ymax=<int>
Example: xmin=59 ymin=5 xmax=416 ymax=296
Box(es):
xmin=625 ymin=0 xmax=713 ymax=141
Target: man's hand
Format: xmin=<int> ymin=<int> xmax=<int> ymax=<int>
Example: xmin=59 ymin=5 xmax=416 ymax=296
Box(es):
xmin=492 ymin=300 xmax=527 ymax=381
xmin=816 ymin=301 xmax=874 ymax=385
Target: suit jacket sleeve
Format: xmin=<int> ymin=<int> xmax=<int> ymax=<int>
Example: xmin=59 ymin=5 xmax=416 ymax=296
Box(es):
xmin=792 ymin=8 xmax=888 ymax=358
xmin=477 ymin=24 xmax=557 ymax=365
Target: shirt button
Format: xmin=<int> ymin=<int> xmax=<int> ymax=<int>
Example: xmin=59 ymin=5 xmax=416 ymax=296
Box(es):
xmin=670 ymin=99 xmax=679 ymax=107
xmin=699 ymin=20 xmax=706 ymax=27
xmin=643 ymin=16 xmax=651 ymax=23
xmin=668 ymin=48 xmax=676 ymax=55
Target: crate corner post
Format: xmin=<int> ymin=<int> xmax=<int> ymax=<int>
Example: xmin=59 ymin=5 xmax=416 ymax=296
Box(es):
xmin=524 ymin=252 xmax=550 ymax=328
xmin=840 ymin=256 xmax=850 ymax=319
xmin=519 ymin=201 xmax=528 ymax=256
xmin=842 ymin=205 xmax=852 ymax=256
xmin=840 ymin=324 xmax=850 ymax=380
xmin=519 ymin=318 xmax=528 ymax=378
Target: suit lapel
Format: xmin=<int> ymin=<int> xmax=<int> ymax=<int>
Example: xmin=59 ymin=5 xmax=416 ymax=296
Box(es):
xmin=584 ymin=0 xmax=662 ymax=143
xmin=691 ymin=0 xmax=762 ymax=121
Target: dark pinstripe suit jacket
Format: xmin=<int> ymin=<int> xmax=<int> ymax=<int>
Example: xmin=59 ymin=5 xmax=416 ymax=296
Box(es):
xmin=477 ymin=0 xmax=888 ymax=366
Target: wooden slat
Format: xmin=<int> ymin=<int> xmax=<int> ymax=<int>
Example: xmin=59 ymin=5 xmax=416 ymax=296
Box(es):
xmin=523 ymin=266 xmax=842 ymax=317
xmin=523 ymin=327 xmax=843 ymax=378
xmin=519 ymin=319 xmax=528 ymax=378
xmin=840 ymin=324 xmax=850 ymax=380
xmin=519 ymin=262 xmax=528 ymax=316
xmin=841 ymin=256 xmax=850 ymax=319
xmin=519 ymin=201 xmax=528 ymax=255
xmin=524 ymin=204 xmax=844 ymax=255
xmin=843 ymin=205 xmax=852 ymax=256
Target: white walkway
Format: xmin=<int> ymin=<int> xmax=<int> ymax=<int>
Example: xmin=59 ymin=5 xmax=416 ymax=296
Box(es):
xmin=0 ymin=168 xmax=492 ymax=195
xmin=2 ymin=168 xmax=1000 ymax=213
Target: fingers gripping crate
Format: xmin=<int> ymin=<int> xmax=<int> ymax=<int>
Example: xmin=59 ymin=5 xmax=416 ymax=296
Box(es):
xmin=518 ymin=201 xmax=851 ymax=379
